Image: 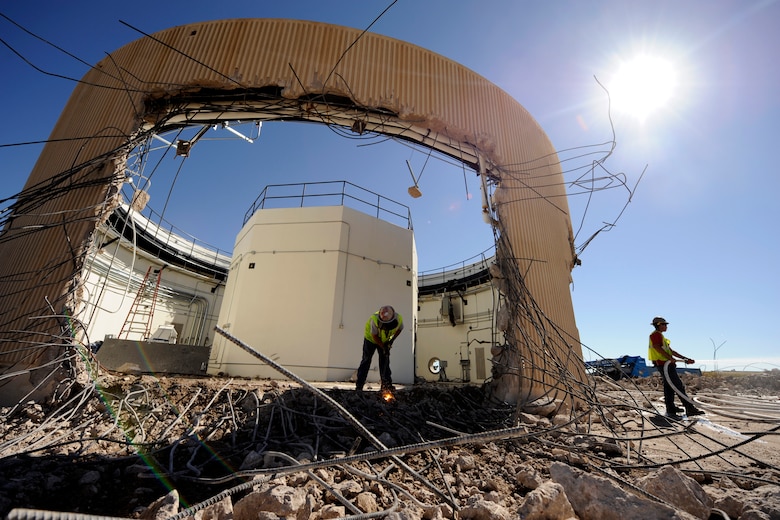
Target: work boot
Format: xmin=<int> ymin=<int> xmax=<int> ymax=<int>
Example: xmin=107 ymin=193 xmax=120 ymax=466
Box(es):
xmin=686 ymin=407 xmax=705 ymax=416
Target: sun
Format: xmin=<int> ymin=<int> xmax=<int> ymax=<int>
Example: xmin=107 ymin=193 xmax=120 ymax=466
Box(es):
xmin=608 ymin=54 xmax=678 ymax=122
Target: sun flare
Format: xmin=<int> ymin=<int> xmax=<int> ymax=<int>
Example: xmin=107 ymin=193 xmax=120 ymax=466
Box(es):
xmin=609 ymin=54 xmax=678 ymax=121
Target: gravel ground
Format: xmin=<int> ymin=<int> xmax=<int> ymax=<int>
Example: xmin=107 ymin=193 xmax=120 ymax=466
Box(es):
xmin=0 ymin=369 xmax=778 ymax=518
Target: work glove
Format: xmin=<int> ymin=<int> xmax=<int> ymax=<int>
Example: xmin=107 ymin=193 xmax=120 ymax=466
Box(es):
xmin=684 ymin=358 xmax=695 ymax=364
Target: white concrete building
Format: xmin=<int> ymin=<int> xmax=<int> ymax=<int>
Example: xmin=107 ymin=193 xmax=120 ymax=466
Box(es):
xmin=84 ymin=182 xmax=499 ymax=386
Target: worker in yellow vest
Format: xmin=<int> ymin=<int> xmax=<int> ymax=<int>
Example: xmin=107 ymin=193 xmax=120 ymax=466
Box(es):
xmin=356 ymin=305 xmax=404 ymax=392
xmin=648 ymin=316 xmax=704 ymax=420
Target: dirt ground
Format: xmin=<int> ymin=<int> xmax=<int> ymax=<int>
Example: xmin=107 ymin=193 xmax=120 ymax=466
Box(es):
xmin=0 ymin=369 xmax=778 ymax=519
xmin=597 ymin=371 xmax=780 ymax=473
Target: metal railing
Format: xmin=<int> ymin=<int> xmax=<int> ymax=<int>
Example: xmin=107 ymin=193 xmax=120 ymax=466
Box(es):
xmin=118 ymin=203 xmax=232 ymax=275
xmin=243 ymin=181 xmax=413 ymax=230
xmin=418 ymin=245 xmax=496 ymax=288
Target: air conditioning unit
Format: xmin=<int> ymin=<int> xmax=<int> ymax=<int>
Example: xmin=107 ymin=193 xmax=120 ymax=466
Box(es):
xmin=150 ymin=324 xmax=178 ymax=344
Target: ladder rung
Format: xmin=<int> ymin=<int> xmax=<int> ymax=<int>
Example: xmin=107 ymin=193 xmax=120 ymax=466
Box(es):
xmin=119 ymin=265 xmax=164 ymax=340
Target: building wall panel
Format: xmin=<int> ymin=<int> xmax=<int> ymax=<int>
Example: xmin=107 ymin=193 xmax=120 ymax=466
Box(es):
xmin=208 ymin=205 xmax=416 ymax=383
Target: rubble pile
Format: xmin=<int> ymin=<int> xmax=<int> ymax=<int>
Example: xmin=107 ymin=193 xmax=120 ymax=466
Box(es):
xmin=0 ymin=371 xmax=778 ymax=519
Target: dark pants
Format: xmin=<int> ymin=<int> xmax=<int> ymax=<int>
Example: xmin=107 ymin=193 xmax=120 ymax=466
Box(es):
xmin=355 ymin=338 xmax=392 ymax=389
xmin=656 ymin=361 xmax=694 ymax=414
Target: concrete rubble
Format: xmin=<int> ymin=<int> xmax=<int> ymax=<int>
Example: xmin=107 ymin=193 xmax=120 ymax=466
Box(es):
xmin=0 ymin=371 xmax=778 ymax=519
xmin=130 ymin=456 xmax=780 ymax=520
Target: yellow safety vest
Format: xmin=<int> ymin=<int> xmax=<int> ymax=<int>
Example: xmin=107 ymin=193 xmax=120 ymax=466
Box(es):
xmin=364 ymin=312 xmax=403 ymax=344
xmin=648 ymin=333 xmax=672 ymax=362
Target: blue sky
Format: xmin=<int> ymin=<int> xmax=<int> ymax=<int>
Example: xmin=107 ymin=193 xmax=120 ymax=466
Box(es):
xmin=1 ymin=1 xmax=778 ymax=370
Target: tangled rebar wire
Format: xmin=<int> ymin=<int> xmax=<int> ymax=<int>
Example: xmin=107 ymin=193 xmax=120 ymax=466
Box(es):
xmin=1 ymin=334 xmax=779 ymax=518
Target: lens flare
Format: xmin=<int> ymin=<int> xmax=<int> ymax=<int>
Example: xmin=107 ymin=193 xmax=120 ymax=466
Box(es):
xmin=609 ymin=54 xmax=678 ymax=121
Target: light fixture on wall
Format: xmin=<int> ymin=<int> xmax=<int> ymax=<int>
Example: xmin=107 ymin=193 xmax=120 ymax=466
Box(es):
xmin=428 ymin=357 xmax=448 ymax=381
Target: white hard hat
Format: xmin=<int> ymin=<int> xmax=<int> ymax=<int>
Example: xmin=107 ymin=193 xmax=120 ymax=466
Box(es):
xmin=379 ymin=305 xmax=396 ymax=324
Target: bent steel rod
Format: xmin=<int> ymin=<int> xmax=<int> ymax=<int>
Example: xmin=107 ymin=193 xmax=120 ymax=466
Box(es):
xmin=213 ymin=326 xmax=456 ymax=509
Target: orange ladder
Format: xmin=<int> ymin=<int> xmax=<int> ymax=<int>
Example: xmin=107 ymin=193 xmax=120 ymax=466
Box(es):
xmin=119 ymin=265 xmax=164 ymax=340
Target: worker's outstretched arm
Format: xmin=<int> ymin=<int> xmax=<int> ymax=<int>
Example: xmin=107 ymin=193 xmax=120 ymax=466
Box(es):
xmin=671 ymin=349 xmax=694 ymax=363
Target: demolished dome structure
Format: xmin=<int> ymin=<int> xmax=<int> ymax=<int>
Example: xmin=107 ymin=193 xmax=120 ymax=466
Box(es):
xmin=0 ymin=18 xmax=779 ymax=520
xmin=0 ymin=18 xmax=584 ymax=406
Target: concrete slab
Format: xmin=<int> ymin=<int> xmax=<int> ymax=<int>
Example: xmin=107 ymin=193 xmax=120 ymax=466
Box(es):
xmin=96 ymin=338 xmax=210 ymax=376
